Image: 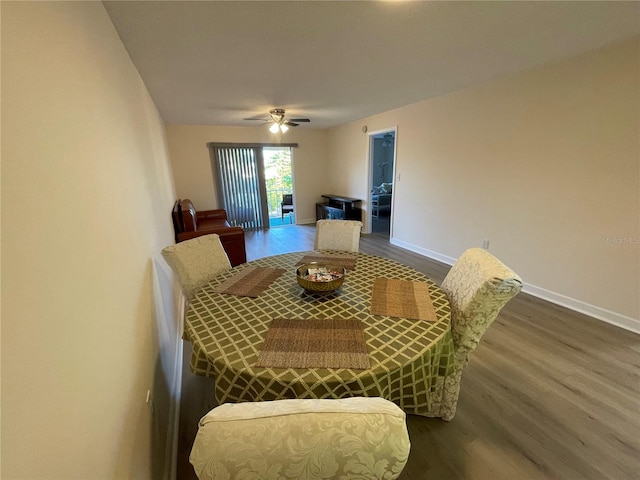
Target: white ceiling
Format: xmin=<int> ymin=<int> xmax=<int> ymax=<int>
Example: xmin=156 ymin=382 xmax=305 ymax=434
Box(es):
xmin=103 ymin=1 xmax=640 ymax=129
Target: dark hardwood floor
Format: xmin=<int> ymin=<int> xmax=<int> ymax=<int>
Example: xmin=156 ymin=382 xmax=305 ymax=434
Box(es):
xmin=371 ymin=211 xmax=391 ymax=236
xmin=177 ymin=224 xmax=640 ymax=480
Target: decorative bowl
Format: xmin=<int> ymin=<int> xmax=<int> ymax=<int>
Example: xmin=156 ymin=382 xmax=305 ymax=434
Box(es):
xmin=295 ymin=263 xmax=346 ymax=293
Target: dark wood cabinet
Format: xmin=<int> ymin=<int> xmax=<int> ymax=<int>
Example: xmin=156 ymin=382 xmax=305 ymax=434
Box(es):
xmin=316 ymin=194 xmax=362 ymax=221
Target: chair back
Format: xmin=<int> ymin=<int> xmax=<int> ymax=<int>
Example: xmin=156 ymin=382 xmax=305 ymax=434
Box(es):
xmin=180 ymin=199 xmax=198 ymax=232
xmin=314 ymin=219 xmax=363 ymax=252
xmin=441 ymin=248 xmax=522 ymax=366
xmin=281 ymin=194 xmax=294 ymax=223
xmin=171 ymin=200 xmax=183 ymax=242
xmin=161 ymin=234 xmax=231 ymax=302
xmin=190 ymin=397 xmax=410 ymax=480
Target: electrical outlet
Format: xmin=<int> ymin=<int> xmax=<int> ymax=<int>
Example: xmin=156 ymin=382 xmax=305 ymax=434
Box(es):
xmin=482 ymin=240 xmax=490 ymax=249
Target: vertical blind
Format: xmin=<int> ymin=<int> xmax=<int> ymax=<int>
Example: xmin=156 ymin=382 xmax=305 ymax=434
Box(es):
xmin=212 ymin=146 xmax=268 ymax=230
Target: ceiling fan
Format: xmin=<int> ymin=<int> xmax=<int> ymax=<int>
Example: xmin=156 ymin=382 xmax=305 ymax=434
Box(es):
xmin=244 ymin=108 xmax=310 ymax=133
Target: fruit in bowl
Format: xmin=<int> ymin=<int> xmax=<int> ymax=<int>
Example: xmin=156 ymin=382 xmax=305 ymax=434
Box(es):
xmin=295 ymin=263 xmax=346 ymax=293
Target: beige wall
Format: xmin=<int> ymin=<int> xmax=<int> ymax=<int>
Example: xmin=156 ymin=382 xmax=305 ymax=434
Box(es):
xmin=2 ymin=2 xmax=180 ymax=478
xmin=166 ymin=125 xmax=329 ymax=224
xmin=328 ymin=37 xmax=639 ymax=327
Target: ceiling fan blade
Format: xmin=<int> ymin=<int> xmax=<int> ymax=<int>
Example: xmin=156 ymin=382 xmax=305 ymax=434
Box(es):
xmin=245 ymin=111 xmax=310 ymax=129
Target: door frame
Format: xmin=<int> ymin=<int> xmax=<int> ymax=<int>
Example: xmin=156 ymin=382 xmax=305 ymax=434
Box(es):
xmin=365 ymin=127 xmax=397 ymax=237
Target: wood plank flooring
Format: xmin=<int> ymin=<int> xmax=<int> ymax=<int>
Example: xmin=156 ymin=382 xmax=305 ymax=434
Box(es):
xmin=176 ymin=225 xmax=640 ymax=480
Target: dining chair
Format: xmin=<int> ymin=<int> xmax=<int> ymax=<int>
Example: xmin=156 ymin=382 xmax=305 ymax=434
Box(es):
xmin=189 ymin=397 xmax=411 ymax=480
xmin=314 ymin=219 xmax=363 ymax=253
xmin=161 ymin=234 xmax=231 ymax=302
xmin=438 ymin=247 xmax=522 ymax=420
xmin=281 ymin=193 xmax=294 ymax=223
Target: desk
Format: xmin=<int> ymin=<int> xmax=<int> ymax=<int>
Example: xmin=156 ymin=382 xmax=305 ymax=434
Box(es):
xmin=184 ymin=251 xmax=455 ymax=417
xmin=316 ymin=194 xmax=362 ymax=221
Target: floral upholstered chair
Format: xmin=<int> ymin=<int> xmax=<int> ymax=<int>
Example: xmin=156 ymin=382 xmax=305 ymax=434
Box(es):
xmin=190 ymin=397 xmax=411 ymax=480
xmin=439 ymin=247 xmax=522 ymax=420
xmin=314 ymin=219 xmax=363 ymax=253
xmin=161 ymin=234 xmax=231 ymax=302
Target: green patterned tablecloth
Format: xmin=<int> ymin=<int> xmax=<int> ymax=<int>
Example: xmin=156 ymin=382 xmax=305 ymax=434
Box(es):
xmin=184 ymin=251 xmax=455 ymax=417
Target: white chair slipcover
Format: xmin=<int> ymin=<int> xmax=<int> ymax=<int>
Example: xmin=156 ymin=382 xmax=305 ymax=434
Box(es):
xmin=314 ymin=219 xmax=363 ymax=253
xmin=161 ymin=234 xmax=231 ymax=302
xmin=190 ymin=397 xmax=411 ymax=480
xmin=438 ymin=247 xmax=522 ymax=419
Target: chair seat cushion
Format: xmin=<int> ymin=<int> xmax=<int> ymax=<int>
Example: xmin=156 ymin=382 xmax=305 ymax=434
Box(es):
xmin=197 ymin=217 xmax=231 ymax=230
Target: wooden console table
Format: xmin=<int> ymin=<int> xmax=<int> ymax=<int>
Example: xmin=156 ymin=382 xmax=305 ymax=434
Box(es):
xmin=316 ymin=194 xmax=362 ymax=221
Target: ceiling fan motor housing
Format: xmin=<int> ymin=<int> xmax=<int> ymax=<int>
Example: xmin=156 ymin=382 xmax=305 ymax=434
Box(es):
xmin=269 ymin=109 xmax=286 ymax=123
xmin=243 ymin=109 xmax=310 ymax=129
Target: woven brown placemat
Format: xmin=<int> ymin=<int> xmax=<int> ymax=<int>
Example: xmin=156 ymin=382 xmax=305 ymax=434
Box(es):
xmin=256 ymin=318 xmax=370 ymax=370
xmin=295 ymin=254 xmax=357 ymax=270
xmin=213 ymin=266 xmax=286 ymax=298
xmin=370 ymin=278 xmax=437 ymax=321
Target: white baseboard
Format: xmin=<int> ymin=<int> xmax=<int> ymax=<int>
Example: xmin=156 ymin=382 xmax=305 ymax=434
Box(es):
xmin=522 ymin=284 xmax=640 ymax=335
xmin=389 ymin=238 xmax=640 ymax=335
xmin=390 ymin=238 xmax=457 ymax=266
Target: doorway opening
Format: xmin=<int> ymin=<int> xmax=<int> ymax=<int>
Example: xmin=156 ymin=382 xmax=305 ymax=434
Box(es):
xmin=369 ymin=129 xmax=396 ymax=237
xmin=264 ymin=147 xmax=295 ymax=227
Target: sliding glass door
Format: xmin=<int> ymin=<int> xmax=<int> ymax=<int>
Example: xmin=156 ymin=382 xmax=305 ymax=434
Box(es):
xmin=208 ymin=143 xmax=297 ymax=230
xmin=263 ymin=147 xmax=294 ymax=226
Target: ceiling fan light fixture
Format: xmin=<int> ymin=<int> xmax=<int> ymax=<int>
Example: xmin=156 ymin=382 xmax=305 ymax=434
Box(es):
xmin=250 ymin=108 xmax=310 ymax=133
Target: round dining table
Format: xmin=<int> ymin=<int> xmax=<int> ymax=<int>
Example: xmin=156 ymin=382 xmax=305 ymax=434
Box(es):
xmin=184 ymin=250 xmax=455 ymax=417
